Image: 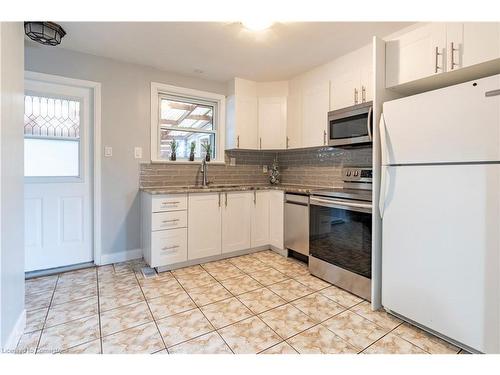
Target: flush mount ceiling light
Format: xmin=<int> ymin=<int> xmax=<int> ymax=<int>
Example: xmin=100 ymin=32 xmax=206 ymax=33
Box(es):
xmin=24 ymin=22 xmax=66 ymax=46
xmin=240 ymin=20 xmax=275 ymax=32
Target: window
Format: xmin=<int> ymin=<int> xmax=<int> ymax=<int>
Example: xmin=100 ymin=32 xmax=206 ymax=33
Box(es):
xmin=24 ymin=95 xmax=81 ymax=177
xmin=151 ymin=83 xmax=225 ymax=162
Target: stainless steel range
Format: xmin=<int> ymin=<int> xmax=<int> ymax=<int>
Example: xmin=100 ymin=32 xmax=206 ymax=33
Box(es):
xmin=309 ymin=167 xmax=372 ymax=300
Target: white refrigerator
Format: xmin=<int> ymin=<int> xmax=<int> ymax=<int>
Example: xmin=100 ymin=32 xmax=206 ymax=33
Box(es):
xmin=380 ymin=74 xmax=500 ymax=353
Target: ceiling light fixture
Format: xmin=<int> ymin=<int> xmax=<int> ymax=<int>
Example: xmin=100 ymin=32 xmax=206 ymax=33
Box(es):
xmin=24 ymin=21 xmax=66 ymax=46
xmin=240 ymin=20 xmax=274 ymax=32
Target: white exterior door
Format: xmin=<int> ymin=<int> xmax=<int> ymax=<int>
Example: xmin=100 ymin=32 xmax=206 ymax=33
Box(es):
xmin=24 ymin=79 xmax=93 ymax=272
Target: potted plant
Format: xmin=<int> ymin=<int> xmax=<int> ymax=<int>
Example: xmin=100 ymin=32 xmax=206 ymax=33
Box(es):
xmin=202 ymin=142 xmax=212 ymax=162
xmin=189 ymin=141 xmax=196 ymax=161
xmin=170 ymin=140 xmax=178 ymax=161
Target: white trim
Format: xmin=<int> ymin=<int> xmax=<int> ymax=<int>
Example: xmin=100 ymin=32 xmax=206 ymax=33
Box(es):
xmin=24 ymin=71 xmax=103 ymax=266
xmin=150 ymin=81 xmax=226 ymax=163
xmin=100 ymin=249 xmax=143 ymax=265
xmin=3 ymin=309 xmax=26 ymax=351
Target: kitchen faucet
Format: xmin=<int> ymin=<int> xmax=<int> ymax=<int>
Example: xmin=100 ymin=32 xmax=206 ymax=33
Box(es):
xmin=201 ymin=159 xmax=209 ymax=187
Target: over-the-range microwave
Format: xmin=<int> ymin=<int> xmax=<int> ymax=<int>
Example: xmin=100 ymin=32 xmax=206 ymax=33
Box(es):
xmin=327 ymin=101 xmax=373 ymax=147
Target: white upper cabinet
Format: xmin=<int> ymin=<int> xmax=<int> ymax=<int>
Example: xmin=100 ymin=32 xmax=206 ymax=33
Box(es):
xmin=301 ymin=81 xmax=330 ymax=148
xmin=387 ymin=22 xmax=500 ymax=88
xmin=286 ymin=92 xmax=302 ymax=149
xmin=226 ymin=78 xmax=258 ymax=149
xmin=330 ymin=62 xmax=373 ymax=110
xmin=188 ymin=193 xmax=222 ymax=260
xmin=258 ymin=96 xmax=287 ymax=149
xmin=386 ymin=23 xmax=447 ymax=87
xmin=221 ymin=191 xmax=252 ymax=253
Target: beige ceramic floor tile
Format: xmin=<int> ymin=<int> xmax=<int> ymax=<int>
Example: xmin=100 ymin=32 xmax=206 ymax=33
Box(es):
xmin=219 ymin=316 xmax=281 ymax=354
xmin=230 ymin=258 xmax=269 ymax=273
xmin=251 ymin=251 xmax=286 ymax=265
xmin=294 ymin=274 xmax=331 ymax=291
xmin=201 ymin=297 xmax=253 ymax=329
xmin=205 ymin=265 xmax=246 ymax=281
xmin=171 ymin=265 xmax=206 ymax=277
xmin=169 ymin=331 xmax=232 ymax=354
xmin=247 ymin=267 xmax=289 ymax=286
xmin=52 ymin=282 xmax=97 ymax=305
xmin=259 ymin=304 xmax=316 ymax=339
xmin=186 ymin=282 xmax=232 ymax=306
xmin=140 ymin=278 xmax=184 ymax=299
xmin=99 ymin=279 xmax=140 ymax=297
xmin=319 ymin=285 xmax=364 ymax=308
xmin=292 ymin=292 xmax=346 ymax=322
xmin=175 ymin=270 xmax=217 ymax=290
xmin=268 ymin=279 xmax=314 ymax=302
xmin=323 ymin=310 xmax=389 ymax=351
xmin=99 ymin=272 xmax=137 ymax=284
xmin=25 ymin=290 xmax=53 ymax=311
xmin=147 ymin=290 xmax=197 ymax=320
xmin=350 ymin=301 xmax=402 ymax=330
xmin=61 ymin=339 xmax=102 ymax=354
xmin=220 ymin=274 xmax=263 ymax=295
xmin=260 ymin=341 xmax=298 ymax=354
xmin=25 ymin=308 xmax=48 ymax=333
xmin=45 ymin=296 xmax=98 ymax=328
xmin=157 ymin=308 xmax=214 ymax=347
xmin=393 ymin=323 xmax=460 ymax=354
xmin=287 ymin=325 xmax=358 ymax=354
xmin=100 ymin=301 xmax=152 ymax=336
xmin=237 ymin=287 xmax=286 ymax=314
xmin=272 ymin=261 xmax=310 ymax=278
xmin=25 ymin=276 xmax=58 ymax=295
xmin=99 ymin=286 xmax=145 ymax=312
xmin=38 ymin=315 xmax=100 ymax=353
xmin=16 ymin=330 xmax=42 ymax=354
xmin=102 ymin=322 xmax=165 ymax=354
xmin=362 ymin=333 xmax=427 ymax=354
xmin=138 ymin=272 xmax=175 ymax=286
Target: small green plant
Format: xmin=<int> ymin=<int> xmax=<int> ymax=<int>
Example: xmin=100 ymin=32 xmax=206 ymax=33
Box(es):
xmin=202 ymin=142 xmax=212 ymax=161
xmin=170 ymin=140 xmax=178 ymax=161
xmin=190 ymin=141 xmax=196 ymax=153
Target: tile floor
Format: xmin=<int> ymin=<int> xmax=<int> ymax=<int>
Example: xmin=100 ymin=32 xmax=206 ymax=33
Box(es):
xmin=17 ymin=250 xmax=466 ymax=354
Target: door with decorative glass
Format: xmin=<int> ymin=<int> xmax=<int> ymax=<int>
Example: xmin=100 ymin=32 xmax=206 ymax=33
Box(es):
xmin=24 ymin=79 xmax=93 ymax=272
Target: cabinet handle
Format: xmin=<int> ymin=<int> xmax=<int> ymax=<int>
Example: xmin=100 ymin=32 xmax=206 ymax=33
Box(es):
xmin=225 ymin=192 xmax=228 ymax=207
xmin=323 ymin=130 xmax=327 ymax=145
xmin=450 ymin=42 xmax=459 ymax=70
xmin=253 ymin=191 xmax=256 ymax=205
xmin=354 ymin=88 xmax=358 ymax=104
xmin=161 ymin=245 xmax=179 ymax=251
xmin=286 ymin=136 xmax=289 ymax=149
xmin=237 ymin=135 xmax=240 ymax=148
xmin=361 ymin=86 xmax=366 ymax=103
xmin=162 ymin=219 xmax=179 ymax=223
xmin=434 ymin=46 xmax=443 ymax=73
xmin=161 ymin=201 xmax=179 ymax=205
xmin=259 ymin=137 xmax=262 ymax=150
xmin=218 ymin=192 xmax=221 ymax=207
xmin=485 ymin=89 xmax=500 ymax=97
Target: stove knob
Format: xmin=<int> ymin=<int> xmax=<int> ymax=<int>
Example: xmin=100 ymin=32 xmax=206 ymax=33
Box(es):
xmin=346 ymin=171 xmax=351 ymax=177
xmin=354 ymin=171 xmax=359 ymax=177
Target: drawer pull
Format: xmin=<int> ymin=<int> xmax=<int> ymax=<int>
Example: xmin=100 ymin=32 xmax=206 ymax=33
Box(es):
xmin=161 ymin=201 xmax=180 ymax=205
xmin=162 ymin=219 xmax=179 ymax=223
xmin=161 ymin=245 xmax=179 ymax=252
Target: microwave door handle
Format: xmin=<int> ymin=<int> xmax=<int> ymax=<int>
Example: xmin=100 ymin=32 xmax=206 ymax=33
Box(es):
xmin=367 ymin=106 xmax=373 ymax=141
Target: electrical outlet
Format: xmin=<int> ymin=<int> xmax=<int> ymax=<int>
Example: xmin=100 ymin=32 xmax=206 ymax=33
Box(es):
xmin=104 ymin=146 xmax=113 ymax=157
xmin=262 ymin=165 xmax=268 ymax=173
xmin=230 ymin=157 xmax=236 ymax=166
xmin=134 ymin=147 xmax=142 ymax=159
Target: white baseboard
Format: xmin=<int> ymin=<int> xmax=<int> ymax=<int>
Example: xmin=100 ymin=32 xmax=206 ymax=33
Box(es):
xmin=3 ymin=309 xmax=26 ymax=351
xmin=99 ymin=248 xmax=143 ymax=265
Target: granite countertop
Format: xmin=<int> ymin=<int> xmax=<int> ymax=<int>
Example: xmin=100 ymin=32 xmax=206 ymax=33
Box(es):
xmin=140 ymin=184 xmax=325 ymax=195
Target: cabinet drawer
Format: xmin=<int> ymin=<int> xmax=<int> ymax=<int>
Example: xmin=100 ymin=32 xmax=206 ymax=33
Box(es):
xmin=152 ymin=194 xmax=187 ymax=212
xmin=152 ymin=211 xmax=187 ymax=231
xmin=151 ymin=228 xmax=187 ymax=267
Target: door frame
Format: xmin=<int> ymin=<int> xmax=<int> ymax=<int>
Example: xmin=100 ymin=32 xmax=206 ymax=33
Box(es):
xmin=24 ymin=71 xmax=103 ymax=265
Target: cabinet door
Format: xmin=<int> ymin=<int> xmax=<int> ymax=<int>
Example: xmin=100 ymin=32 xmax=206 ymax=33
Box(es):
xmin=236 ymin=95 xmax=258 ymax=149
xmin=151 ymin=228 xmax=188 ymax=267
xmin=462 ymin=22 xmax=500 ymax=68
xmin=251 ymin=191 xmax=270 ymax=247
xmin=269 ymin=190 xmax=284 ymax=249
xmin=188 ymin=193 xmax=222 ymax=260
xmin=286 ymin=93 xmax=302 ymax=149
xmin=258 ymin=97 xmax=287 ymax=149
xmin=445 ymin=23 xmax=463 ymax=71
xmin=330 ymin=70 xmax=359 ymax=110
xmin=301 ymin=82 xmax=330 ymax=147
xmin=222 ymin=192 xmax=252 ymax=253
xmin=386 ymin=23 xmax=446 ymax=87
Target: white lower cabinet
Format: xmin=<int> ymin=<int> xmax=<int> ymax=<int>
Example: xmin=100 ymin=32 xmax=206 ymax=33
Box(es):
xmin=151 ymin=228 xmax=188 ymax=266
xmin=251 ymin=191 xmax=270 ymax=247
xmin=188 ymin=192 xmax=222 ymax=260
xmin=222 ymin=191 xmax=252 ymax=253
xmin=269 ymin=190 xmax=284 ymax=249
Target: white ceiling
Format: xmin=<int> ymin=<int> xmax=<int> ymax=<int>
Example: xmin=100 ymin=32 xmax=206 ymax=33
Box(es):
xmin=51 ymin=22 xmax=411 ymax=82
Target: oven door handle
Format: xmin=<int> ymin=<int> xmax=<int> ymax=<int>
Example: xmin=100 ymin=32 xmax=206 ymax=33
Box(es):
xmin=310 ymin=197 xmax=372 ymax=212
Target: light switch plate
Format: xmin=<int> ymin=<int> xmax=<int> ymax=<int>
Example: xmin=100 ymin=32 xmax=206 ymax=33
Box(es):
xmin=230 ymin=157 xmax=236 ymax=166
xmin=262 ymin=165 xmax=268 ymax=173
xmin=104 ymin=146 xmax=113 ymax=157
xmin=134 ymin=147 xmax=142 ymax=159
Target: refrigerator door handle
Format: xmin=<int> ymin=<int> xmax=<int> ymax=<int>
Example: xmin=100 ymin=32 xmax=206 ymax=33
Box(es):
xmin=379 ymin=113 xmax=388 ymax=166
xmin=379 ymin=113 xmax=389 ymax=218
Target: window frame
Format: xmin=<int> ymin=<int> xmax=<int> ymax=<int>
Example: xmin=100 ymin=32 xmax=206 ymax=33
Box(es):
xmin=150 ymin=82 xmax=226 ymax=164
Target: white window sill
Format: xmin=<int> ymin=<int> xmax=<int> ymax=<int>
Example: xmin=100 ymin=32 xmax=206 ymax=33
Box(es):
xmin=150 ymin=159 xmax=226 ymax=165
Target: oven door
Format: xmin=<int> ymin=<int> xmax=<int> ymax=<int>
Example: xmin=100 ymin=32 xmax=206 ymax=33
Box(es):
xmin=328 ymin=102 xmax=372 ymax=147
xmin=309 ymin=196 xmax=372 ymax=279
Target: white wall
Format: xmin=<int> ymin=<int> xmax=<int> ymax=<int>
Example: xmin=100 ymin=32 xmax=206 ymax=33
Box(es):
xmin=0 ymin=22 xmax=25 ymax=349
xmin=25 ymin=44 xmax=227 ymax=260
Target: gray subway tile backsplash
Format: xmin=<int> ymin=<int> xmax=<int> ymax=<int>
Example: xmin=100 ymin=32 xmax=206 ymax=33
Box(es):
xmin=139 ymin=146 xmax=372 ymax=188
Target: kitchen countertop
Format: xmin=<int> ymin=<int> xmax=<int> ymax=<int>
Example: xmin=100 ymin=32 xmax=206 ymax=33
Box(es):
xmin=140 ymin=184 xmax=326 ymax=195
